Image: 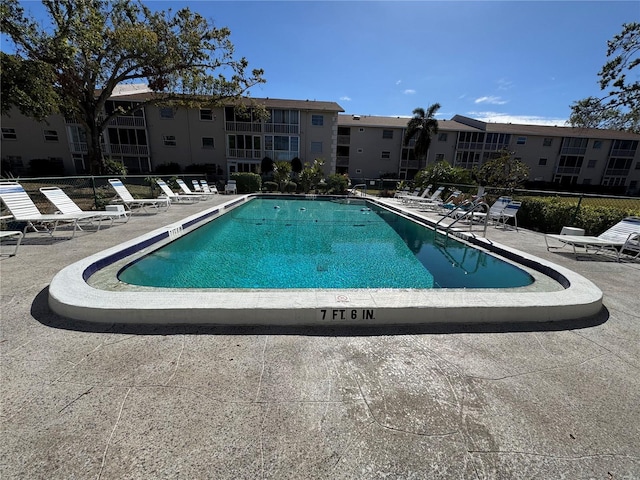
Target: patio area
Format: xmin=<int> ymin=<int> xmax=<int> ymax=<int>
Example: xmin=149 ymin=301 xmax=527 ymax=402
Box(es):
xmin=1 ymin=194 xmax=639 ymax=478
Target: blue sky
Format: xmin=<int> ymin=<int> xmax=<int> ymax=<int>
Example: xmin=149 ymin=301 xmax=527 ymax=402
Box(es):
xmin=12 ymin=1 xmax=639 ymax=125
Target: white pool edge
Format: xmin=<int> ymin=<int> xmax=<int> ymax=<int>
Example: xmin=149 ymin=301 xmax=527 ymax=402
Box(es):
xmin=48 ymin=195 xmax=604 ymax=326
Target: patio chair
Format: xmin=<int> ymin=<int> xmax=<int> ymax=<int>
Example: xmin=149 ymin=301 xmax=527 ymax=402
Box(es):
xmin=40 ymin=186 xmax=131 ymax=229
xmin=108 ymin=179 xmax=170 ymax=213
xmin=409 ymin=186 xmax=445 ymax=209
xmin=494 ymin=200 xmax=521 ymax=230
xmin=544 ymin=216 xmax=640 ymax=261
xmin=155 ymin=179 xmax=200 ymax=203
xmin=192 ymin=179 xmax=218 ymax=195
xmin=224 ymin=180 xmax=237 ymax=194
xmin=401 ymin=185 xmax=433 ymax=204
xmin=0 ymin=181 xmax=100 ymax=238
xmin=175 ymin=179 xmax=211 ymax=199
xmin=200 ymin=180 xmax=218 ymax=194
xmin=471 ymin=196 xmax=512 ymax=224
xmin=0 ymin=230 xmax=24 ymax=256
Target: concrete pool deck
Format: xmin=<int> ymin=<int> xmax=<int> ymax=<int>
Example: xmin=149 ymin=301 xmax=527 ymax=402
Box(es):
xmin=1 ymin=194 xmax=639 ymax=478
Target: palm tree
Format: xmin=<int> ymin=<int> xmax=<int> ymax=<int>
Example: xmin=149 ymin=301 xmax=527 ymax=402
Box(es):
xmin=403 ymin=103 xmax=441 ymax=168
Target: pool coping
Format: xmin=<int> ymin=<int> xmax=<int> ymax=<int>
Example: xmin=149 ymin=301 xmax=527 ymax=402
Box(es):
xmin=48 ymin=194 xmax=604 ymax=326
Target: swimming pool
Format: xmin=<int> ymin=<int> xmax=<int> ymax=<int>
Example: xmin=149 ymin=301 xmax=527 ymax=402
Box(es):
xmin=48 ymin=194 xmax=603 ymax=326
xmin=118 ymin=198 xmax=533 ymax=289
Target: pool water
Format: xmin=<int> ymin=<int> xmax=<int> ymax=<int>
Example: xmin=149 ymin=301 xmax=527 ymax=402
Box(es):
xmin=118 ymin=198 xmax=534 ymax=289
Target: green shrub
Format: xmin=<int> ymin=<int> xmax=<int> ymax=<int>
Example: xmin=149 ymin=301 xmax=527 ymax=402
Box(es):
xmin=325 ymin=174 xmax=349 ymax=194
xmin=263 ymin=181 xmax=278 ymax=192
xmin=284 ymin=181 xmax=297 ymax=193
xmin=518 ymin=197 xmax=639 ymax=235
xmin=230 ymin=172 xmax=261 ymax=193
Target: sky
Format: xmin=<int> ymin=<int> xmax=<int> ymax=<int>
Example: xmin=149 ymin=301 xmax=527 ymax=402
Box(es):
xmin=10 ymin=1 xmax=640 ymax=126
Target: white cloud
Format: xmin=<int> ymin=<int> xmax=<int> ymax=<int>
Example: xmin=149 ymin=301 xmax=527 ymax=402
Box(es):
xmin=404 ymin=89 xmax=416 ymax=95
xmin=340 ymin=96 xmax=352 ymax=101
xmin=396 ymin=80 xmax=402 ymax=85
xmin=496 ymin=79 xmax=513 ymax=91
xmin=467 ymin=111 xmax=569 ymax=126
xmin=474 ymin=96 xmax=508 ymax=105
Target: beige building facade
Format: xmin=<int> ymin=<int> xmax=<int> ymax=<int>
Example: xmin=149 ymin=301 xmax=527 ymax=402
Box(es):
xmin=2 ymin=89 xmax=639 ymax=194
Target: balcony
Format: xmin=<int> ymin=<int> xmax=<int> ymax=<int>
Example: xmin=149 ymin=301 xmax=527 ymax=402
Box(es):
xmin=106 ymin=144 xmax=149 ymax=156
xmin=264 ymin=123 xmax=299 ymax=134
xmin=604 ymin=168 xmax=631 ymax=176
xmin=336 ymin=156 xmax=349 ymax=167
xmin=227 ymin=148 xmax=262 ymax=159
xmin=263 ymin=150 xmax=299 ymax=162
xmin=225 ymin=121 xmax=262 ymax=133
xmin=456 ymin=142 xmax=484 ymax=150
xmin=399 ymin=160 xmax=422 ymax=169
xmin=337 ymin=135 xmax=350 ymax=145
xmin=560 ymin=147 xmax=587 ymax=155
xmin=69 ymin=142 xmax=88 ymax=153
xmin=555 ymin=166 xmax=582 ymax=174
xmin=611 ymin=149 xmax=637 ymax=157
xmin=106 ymin=116 xmax=146 ymax=127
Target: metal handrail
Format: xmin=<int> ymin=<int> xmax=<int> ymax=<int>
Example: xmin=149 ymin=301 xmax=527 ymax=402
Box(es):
xmin=437 ymin=201 xmax=490 ymax=237
xmin=350 ymin=183 xmax=367 ymax=196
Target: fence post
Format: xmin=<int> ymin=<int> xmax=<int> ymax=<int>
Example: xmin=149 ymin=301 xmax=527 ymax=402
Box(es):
xmin=571 ymin=194 xmax=583 ymax=225
xmin=91 ymin=176 xmax=98 ymax=210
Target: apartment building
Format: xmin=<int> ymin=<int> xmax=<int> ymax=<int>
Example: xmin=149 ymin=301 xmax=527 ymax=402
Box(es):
xmin=1 ymin=88 xmax=344 ymax=180
xmin=338 ymin=114 xmax=640 ymax=194
xmin=2 ymin=87 xmax=639 ymax=194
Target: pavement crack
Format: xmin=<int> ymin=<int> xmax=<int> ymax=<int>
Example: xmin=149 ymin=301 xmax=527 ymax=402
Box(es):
xmin=58 ymin=386 xmax=94 ymax=413
xmin=163 ymin=336 xmax=185 ymax=387
xmin=97 ymin=387 xmax=132 ymax=480
xmin=255 ymin=336 xmax=268 ymax=402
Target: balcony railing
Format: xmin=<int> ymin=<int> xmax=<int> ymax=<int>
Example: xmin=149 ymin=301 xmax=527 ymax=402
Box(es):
xmin=456 ymin=142 xmax=484 ymax=150
xmin=555 ymin=166 xmax=582 ymax=174
xmin=263 ymin=150 xmax=299 ymax=162
xmin=227 ymin=148 xmax=262 ymax=159
xmin=560 ymin=147 xmax=586 ymax=155
xmin=264 ymin=123 xmax=299 ymax=134
xmin=225 ymin=121 xmax=262 ymax=133
xmin=106 ymin=144 xmax=149 ymax=156
xmin=106 ymin=116 xmax=146 ymax=127
xmin=604 ymin=168 xmax=630 ymax=176
xmin=336 ymin=156 xmax=349 ymax=167
xmin=69 ymin=142 xmax=88 ymax=153
xmin=610 ymin=149 xmax=637 ymax=157
xmin=337 ymin=135 xmax=351 ymax=145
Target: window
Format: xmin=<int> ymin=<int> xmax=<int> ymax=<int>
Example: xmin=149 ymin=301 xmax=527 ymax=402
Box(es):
xmin=162 ymin=135 xmax=176 ymax=147
xmin=543 ymin=137 xmax=553 ymax=147
xmin=587 ymin=159 xmax=597 ymax=168
xmin=311 ymin=115 xmax=324 ymax=126
xmin=438 ymin=133 xmax=448 ymax=142
xmin=517 ymin=136 xmax=527 ymax=145
xmin=310 ymin=141 xmax=323 ymax=153
xmin=382 ymin=129 xmax=393 ymax=139
xmin=636 ymin=162 xmax=640 ymax=170
xmin=381 ymin=151 xmax=391 ymax=159
xmin=2 ymin=128 xmax=17 ymax=140
xmin=202 ymin=137 xmax=214 ymax=149
xmin=43 ymin=130 xmax=59 ymax=142
xmin=160 ymin=107 xmax=174 ymax=119
xmin=583 ymin=178 xmax=592 ymax=185
xmin=435 ymin=153 xmax=445 ymax=161
xmin=538 ymin=158 xmax=547 ymax=166
xmin=200 ymin=109 xmax=213 ymax=121
xmin=593 ymin=140 xmax=602 ymax=149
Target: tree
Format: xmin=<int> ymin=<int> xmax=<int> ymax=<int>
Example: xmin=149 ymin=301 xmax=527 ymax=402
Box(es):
xmin=403 ymin=103 xmax=441 ymax=166
xmin=0 ymin=0 xmax=265 ymax=173
xmin=474 ymin=150 xmax=529 ymax=192
xmin=273 ymin=161 xmax=292 ymax=192
xmin=569 ymin=22 xmax=639 ymax=132
xmin=413 ymin=160 xmax=472 ymax=190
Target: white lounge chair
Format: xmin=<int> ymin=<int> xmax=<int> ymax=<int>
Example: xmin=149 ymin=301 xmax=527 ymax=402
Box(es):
xmin=224 ymin=180 xmax=237 ymax=194
xmin=175 ymin=179 xmax=211 ymax=199
xmin=108 ymin=179 xmax=170 ymax=213
xmin=410 ymin=186 xmax=445 ymax=209
xmin=40 ymin=186 xmax=131 ymax=229
xmin=0 ymin=229 xmax=23 ymax=256
xmin=545 ymin=216 xmax=640 ymax=261
xmin=401 ymin=186 xmax=433 ymax=204
xmin=155 ymin=179 xmax=199 ymax=203
xmin=471 ymin=196 xmax=512 ymax=224
xmin=494 ymin=200 xmax=521 ymax=230
xmin=200 ymin=180 xmax=218 ymax=194
xmin=0 ymin=182 xmax=100 ymax=238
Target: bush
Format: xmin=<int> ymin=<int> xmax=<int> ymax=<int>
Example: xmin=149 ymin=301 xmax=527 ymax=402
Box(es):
xmin=263 ymin=181 xmax=278 ymax=192
xmin=230 ymin=172 xmax=261 ymax=193
xmin=518 ymin=197 xmax=639 ymax=235
xmin=154 ymin=162 xmax=182 ymax=174
xmin=284 ymin=181 xmax=297 ymax=193
xmin=325 ymin=174 xmax=349 ymax=194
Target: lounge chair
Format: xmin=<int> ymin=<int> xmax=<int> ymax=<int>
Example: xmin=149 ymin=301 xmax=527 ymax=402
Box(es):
xmin=409 ymin=186 xmax=445 ymax=209
xmin=471 ymin=196 xmax=512 ymax=224
xmin=544 ymin=216 xmax=640 ymax=261
xmin=155 ymin=179 xmax=200 ymax=203
xmin=0 ymin=229 xmax=23 ymax=256
xmin=200 ymin=180 xmax=218 ymax=194
xmin=401 ymin=186 xmax=433 ymax=204
xmin=175 ymin=179 xmax=211 ymax=199
xmin=494 ymin=200 xmax=521 ymax=230
xmin=40 ymin=186 xmax=131 ymax=229
xmin=224 ymin=180 xmax=237 ymax=194
xmin=108 ymin=179 xmax=170 ymax=213
xmin=0 ymin=181 xmax=100 ymax=238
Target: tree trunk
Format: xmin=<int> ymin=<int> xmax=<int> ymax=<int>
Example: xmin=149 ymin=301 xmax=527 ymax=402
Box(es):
xmin=85 ymin=121 xmax=104 ymax=175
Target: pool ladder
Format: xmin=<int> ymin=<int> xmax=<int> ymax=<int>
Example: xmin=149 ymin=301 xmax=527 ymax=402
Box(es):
xmin=350 ymin=184 xmax=367 ymax=197
xmin=436 ymin=201 xmax=490 ymax=238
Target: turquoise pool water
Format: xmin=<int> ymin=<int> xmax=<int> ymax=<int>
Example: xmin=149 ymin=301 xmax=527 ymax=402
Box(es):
xmin=118 ymin=198 xmax=534 ymax=289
